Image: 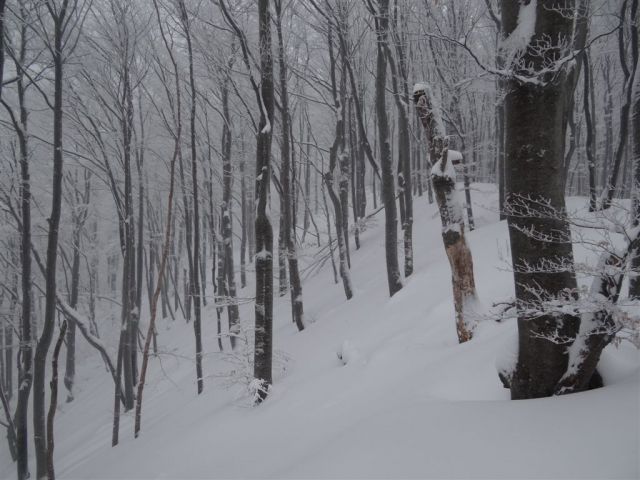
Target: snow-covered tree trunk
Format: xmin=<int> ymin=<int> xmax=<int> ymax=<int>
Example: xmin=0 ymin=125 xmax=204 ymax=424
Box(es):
xmin=414 ymin=84 xmax=477 ymax=343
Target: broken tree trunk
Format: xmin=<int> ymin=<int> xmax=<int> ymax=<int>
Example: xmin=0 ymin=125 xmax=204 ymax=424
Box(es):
xmin=414 ymin=84 xmax=477 ymax=343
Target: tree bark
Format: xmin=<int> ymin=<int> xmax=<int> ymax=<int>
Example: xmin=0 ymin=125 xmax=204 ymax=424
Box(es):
xmin=33 ymin=7 xmax=68 ymax=476
xmin=46 ymin=320 xmax=67 ymax=480
xmin=253 ymin=0 xmax=275 ymax=403
xmin=602 ymin=0 xmax=638 ymax=208
xmin=630 ymin=57 xmax=640 ymax=297
xmin=582 ymin=53 xmax=598 ymax=212
xmin=3 ymin=7 xmax=34 ymax=475
xmin=178 ymin=0 xmax=203 ymax=393
xmin=414 ymin=85 xmax=477 ymax=343
xmin=373 ymin=0 xmax=403 ymax=297
xmin=275 ymin=0 xmax=305 ymax=331
xmin=220 ymin=67 xmax=241 ymax=347
xmin=501 ymin=0 xmax=584 ymax=399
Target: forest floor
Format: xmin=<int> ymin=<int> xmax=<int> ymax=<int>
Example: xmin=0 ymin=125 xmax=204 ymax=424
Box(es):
xmin=1 ymin=184 xmax=638 ymax=479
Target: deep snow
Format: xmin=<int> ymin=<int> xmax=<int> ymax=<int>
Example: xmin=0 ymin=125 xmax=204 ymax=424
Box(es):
xmin=1 ymin=184 xmax=638 ymax=479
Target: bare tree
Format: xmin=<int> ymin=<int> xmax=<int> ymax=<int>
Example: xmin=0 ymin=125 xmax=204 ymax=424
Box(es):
xmin=0 ymin=3 xmax=33 ymax=475
xmin=177 ymin=0 xmax=203 ymax=394
xmin=275 ymin=0 xmax=305 ymax=331
xmin=32 ymin=1 xmax=89 ymax=476
xmin=219 ymin=0 xmax=275 ymax=402
xmin=324 ymin=21 xmax=352 ymax=300
xmin=601 ymin=0 xmax=638 ymax=208
xmin=370 ymin=0 xmax=402 ymax=297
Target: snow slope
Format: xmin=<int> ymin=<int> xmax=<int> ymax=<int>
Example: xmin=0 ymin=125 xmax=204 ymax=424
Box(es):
xmin=2 ymin=185 xmax=638 ymax=479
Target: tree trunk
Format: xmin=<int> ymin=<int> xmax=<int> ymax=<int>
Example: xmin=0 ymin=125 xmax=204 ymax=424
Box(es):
xmin=322 ymin=183 xmax=339 ymax=285
xmin=373 ymin=0 xmax=403 ymax=297
xmin=386 ymin=24 xmax=413 ymax=277
xmin=0 ymin=376 xmax=16 ymax=461
xmin=253 ymin=0 xmax=275 ymax=403
xmin=501 ymin=0 xmax=586 ymax=399
xmin=64 ymin=172 xmax=89 ymax=403
xmin=240 ymin=154 xmax=248 ymax=288
xmin=325 ymin=173 xmax=353 ymax=299
xmin=275 ymin=0 xmax=305 ymax=331
xmin=583 ymin=53 xmax=598 ymax=212
xmin=414 ymin=85 xmax=477 ymax=343
xmin=134 ymin=78 xmax=178 ymax=437
xmin=179 ymin=0 xmax=203 ymax=393
xmin=326 ymin=22 xmax=354 ymax=300
xmin=33 ymin=11 xmax=67 ymax=476
xmin=602 ymin=0 xmax=638 ymax=208
xmin=6 ymin=10 xmax=33 ymax=475
xmin=630 ymin=58 xmax=640 ymax=297
xmin=46 ymin=320 xmax=67 ymax=480
xmin=222 ymin=204 xmax=240 ymax=347
xmin=220 ymin=68 xmax=241 ymax=347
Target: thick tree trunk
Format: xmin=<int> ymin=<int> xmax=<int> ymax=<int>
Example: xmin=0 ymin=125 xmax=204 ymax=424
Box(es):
xmin=414 ymin=85 xmax=477 ymax=343
xmin=501 ymin=0 xmax=587 ymax=399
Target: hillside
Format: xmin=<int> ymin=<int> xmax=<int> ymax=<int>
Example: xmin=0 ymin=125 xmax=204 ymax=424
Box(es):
xmin=1 ymin=185 xmax=638 ymax=479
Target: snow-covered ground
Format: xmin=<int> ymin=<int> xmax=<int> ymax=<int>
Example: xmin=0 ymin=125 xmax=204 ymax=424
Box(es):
xmin=2 ymin=184 xmax=638 ymax=479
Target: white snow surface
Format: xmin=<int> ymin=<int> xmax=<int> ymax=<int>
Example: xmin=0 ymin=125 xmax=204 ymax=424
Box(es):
xmin=501 ymin=0 xmax=537 ymax=67
xmin=447 ymin=149 xmax=463 ymax=163
xmin=2 ymin=184 xmax=638 ymax=479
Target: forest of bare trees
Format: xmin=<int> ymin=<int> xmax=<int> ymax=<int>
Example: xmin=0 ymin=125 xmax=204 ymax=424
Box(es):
xmin=0 ymin=0 xmax=638 ymax=478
